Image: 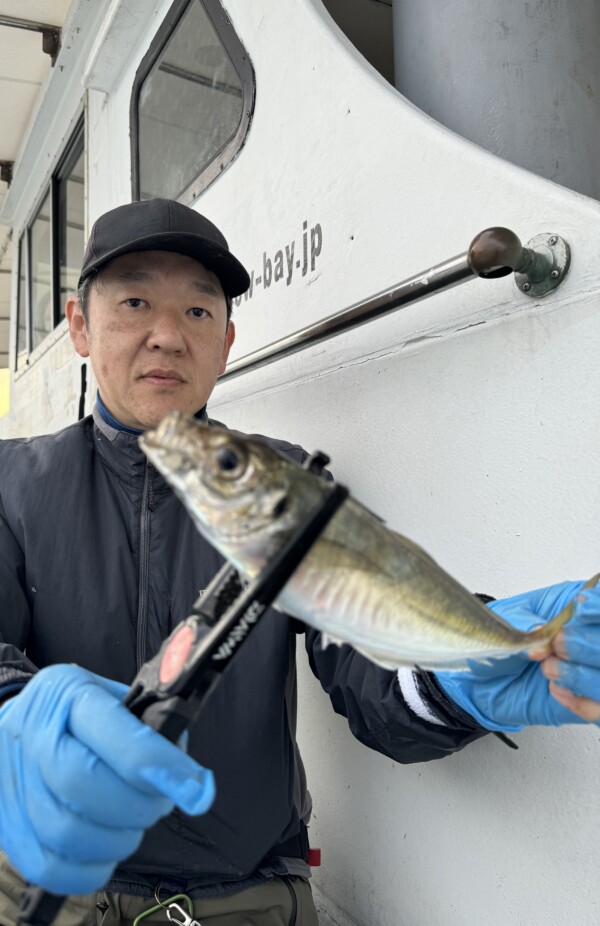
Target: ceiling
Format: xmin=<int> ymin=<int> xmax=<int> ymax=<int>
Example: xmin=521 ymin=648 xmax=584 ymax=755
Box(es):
xmin=0 ymin=0 xmax=72 ymax=367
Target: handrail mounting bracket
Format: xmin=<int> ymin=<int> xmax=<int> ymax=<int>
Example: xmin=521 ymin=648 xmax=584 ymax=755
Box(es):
xmin=514 ymin=233 xmax=570 ymax=297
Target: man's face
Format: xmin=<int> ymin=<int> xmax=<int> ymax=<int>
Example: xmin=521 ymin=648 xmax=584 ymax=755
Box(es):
xmin=66 ymin=250 xmax=235 ymax=430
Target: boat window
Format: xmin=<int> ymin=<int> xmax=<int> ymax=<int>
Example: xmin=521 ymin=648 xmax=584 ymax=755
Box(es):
xmin=15 ymin=119 xmax=84 ymax=368
xmin=15 ymin=237 xmax=28 ymax=371
xmin=131 ymin=0 xmax=254 ymax=203
xmin=57 ymin=141 xmax=86 ymax=320
xmin=29 ymin=191 xmax=53 ymax=351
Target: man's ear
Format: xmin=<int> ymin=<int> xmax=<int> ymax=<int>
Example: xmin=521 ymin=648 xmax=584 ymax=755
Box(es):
xmin=218 ymin=320 xmax=236 ymax=375
xmin=65 ymin=297 xmax=90 ymax=358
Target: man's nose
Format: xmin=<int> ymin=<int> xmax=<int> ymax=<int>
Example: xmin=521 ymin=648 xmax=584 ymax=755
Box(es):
xmin=146 ymin=315 xmax=186 ymax=352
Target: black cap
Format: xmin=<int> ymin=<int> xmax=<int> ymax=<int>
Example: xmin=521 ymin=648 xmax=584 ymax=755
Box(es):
xmin=78 ymin=198 xmax=250 ymax=297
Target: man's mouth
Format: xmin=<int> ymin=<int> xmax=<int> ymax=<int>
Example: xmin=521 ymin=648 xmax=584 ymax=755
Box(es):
xmin=141 ymin=369 xmax=186 ymax=384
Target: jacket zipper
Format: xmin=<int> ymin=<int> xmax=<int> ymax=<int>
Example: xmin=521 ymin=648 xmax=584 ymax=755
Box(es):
xmin=136 ymin=460 xmax=155 ymax=670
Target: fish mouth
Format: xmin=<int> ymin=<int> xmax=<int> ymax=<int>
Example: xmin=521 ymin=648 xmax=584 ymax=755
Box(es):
xmin=141 ymin=412 xmax=293 ymax=542
xmin=142 ymin=411 xmax=205 ymax=454
xmin=139 ymin=427 xmax=206 ymax=491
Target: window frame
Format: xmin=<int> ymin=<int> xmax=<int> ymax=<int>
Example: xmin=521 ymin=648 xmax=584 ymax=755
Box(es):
xmin=14 ymin=116 xmax=85 ymax=370
xmin=28 ymin=188 xmax=54 ymax=353
xmin=54 ymin=120 xmax=85 ymax=325
xmin=130 ymin=0 xmax=255 ymax=204
xmin=15 ymin=233 xmax=30 ymax=371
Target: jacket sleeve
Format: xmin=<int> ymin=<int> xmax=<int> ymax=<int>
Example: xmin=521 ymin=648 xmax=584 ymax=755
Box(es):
xmin=305 ymin=629 xmax=488 ymax=763
xmin=0 ymin=496 xmax=38 ymax=696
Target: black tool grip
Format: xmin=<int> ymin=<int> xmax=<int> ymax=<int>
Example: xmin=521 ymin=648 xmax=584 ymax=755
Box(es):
xmin=16 ymin=887 xmax=64 ymax=926
xmin=136 ymin=693 xmax=201 ymax=742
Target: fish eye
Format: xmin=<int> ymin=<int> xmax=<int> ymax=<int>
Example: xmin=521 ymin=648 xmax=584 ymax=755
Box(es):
xmin=272 ymin=496 xmax=288 ymax=518
xmin=216 ymin=445 xmax=243 ymax=473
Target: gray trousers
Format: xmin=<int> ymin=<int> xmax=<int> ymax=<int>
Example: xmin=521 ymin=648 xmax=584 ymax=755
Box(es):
xmin=0 ymin=854 xmax=319 ymax=926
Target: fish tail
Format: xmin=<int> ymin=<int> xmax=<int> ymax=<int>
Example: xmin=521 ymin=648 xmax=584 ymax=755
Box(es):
xmin=527 ymin=573 xmax=600 ymax=649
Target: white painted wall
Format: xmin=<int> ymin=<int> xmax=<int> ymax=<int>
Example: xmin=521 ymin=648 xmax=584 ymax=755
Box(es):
xmin=214 ymin=301 xmax=600 ymax=926
xmin=2 ymin=1 xmax=600 ymax=923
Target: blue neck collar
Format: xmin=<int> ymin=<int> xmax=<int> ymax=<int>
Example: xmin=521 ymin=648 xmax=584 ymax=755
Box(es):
xmin=96 ymin=393 xmax=143 ymax=434
xmin=96 ymin=393 xmax=208 ymax=434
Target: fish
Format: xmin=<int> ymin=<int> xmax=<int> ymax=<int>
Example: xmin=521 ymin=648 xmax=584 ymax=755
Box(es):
xmin=140 ymin=412 xmax=594 ymax=671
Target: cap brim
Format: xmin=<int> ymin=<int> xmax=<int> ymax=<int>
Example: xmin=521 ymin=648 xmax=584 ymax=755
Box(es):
xmin=79 ymin=232 xmax=250 ymax=297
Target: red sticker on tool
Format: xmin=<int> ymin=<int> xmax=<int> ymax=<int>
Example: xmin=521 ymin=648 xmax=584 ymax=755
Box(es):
xmin=160 ymin=625 xmax=195 ymax=685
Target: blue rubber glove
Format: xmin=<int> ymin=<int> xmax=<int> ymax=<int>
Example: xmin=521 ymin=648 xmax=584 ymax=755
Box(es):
xmin=435 ymin=579 xmax=600 ymax=732
xmin=0 ymin=664 xmax=215 ymax=895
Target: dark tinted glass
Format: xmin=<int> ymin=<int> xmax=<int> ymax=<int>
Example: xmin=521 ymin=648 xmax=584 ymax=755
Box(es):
xmin=16 ymin=236 xmax=28 ymax=369
xmin=58 ymin=146 xmax=85 ymax=314
xmin=30 ymin=191 xmax=53 ymax=350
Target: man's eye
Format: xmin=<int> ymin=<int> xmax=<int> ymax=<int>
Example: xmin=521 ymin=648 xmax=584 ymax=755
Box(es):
xmin=189 ymin=307 xmax=209 ymax=318
xmin=125 ymin=298 xmax=144 ymax=308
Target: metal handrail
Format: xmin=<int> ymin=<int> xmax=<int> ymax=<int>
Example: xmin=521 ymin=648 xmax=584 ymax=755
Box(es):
xmin=220 ymin=227 xmax=569 ymax=382
xmin=0 ymin=15 xmax=61 ymax=62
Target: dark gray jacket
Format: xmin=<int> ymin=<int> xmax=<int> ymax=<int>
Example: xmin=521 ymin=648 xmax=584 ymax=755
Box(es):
xmin=0 ymin=407 xmax=485 ymax=897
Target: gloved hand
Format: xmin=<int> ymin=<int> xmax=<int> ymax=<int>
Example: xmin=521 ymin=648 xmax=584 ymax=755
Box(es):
xmin=0 ymin=664 xmax=215 ymax=895
xmin=435 ymin=579 xmax=600 ymax=732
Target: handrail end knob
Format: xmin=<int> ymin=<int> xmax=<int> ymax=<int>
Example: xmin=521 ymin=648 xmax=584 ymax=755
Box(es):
xmin=467 ymin=227 xmax=524 ymax=278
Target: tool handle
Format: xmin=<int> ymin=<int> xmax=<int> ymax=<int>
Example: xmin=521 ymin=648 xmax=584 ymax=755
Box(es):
xmin=16 ymin=887 xmax=64 ymax=926
xmin=136 ymin=692 xmax=206 ymax=742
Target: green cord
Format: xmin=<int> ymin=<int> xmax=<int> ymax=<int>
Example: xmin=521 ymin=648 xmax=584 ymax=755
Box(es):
xmin=132 ymin=893 xmax=193 ymax=926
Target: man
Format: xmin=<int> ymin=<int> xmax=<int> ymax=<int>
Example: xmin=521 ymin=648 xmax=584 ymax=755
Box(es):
xmin=0 ymin=199 xmax=598 ymax=926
